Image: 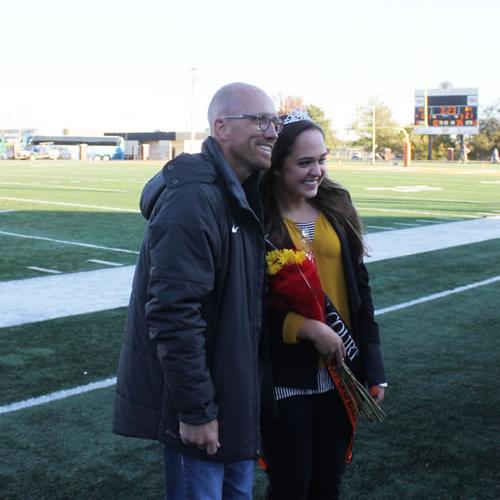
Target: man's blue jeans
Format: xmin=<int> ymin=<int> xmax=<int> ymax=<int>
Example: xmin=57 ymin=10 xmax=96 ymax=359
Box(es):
xmin=164 ymin=447 xmax=254 ymax=500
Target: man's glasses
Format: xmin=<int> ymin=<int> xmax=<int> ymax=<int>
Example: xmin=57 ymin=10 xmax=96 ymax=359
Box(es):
xmin=222 ymin=114 xmax=283 ymax=133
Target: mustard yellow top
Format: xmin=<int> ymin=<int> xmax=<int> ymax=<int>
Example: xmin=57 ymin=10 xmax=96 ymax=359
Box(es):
xmin=282 ymin=212 xmax=351 ymax=344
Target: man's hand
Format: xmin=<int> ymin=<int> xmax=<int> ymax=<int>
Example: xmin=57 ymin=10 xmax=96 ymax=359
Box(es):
xmin=179 ymin=419 xmax=221 ymax=455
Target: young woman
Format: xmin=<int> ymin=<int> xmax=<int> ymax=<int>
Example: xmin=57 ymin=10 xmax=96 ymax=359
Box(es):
xmin=260 ymin=110 xmax=387 ymax=500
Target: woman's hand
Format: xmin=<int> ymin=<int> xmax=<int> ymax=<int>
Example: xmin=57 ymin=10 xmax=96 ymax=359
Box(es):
xmin=370 ymin=386 xmax=386 ymax=403
xmin=297 ymin=318 xmax=346 ymax=367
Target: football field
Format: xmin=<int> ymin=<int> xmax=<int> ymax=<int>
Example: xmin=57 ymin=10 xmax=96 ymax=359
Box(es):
xmin=0 ymin=159 xmax=499 ymax=499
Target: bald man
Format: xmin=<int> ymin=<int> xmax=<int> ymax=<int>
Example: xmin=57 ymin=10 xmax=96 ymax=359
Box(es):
xmin=113 ymin=83 xmax=282 ymax=499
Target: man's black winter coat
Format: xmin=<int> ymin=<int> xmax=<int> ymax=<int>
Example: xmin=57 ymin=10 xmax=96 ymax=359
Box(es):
xmin=113 ymin=137 xmax=266 ymax=462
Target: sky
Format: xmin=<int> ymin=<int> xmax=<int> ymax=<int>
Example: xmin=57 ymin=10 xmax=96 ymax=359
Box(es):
xmin=1 ymin=0 xmax=498 ymax=139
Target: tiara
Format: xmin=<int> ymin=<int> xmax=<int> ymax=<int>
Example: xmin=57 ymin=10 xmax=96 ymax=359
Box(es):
xmin=282 ymin=108 xmax=313 ymax=125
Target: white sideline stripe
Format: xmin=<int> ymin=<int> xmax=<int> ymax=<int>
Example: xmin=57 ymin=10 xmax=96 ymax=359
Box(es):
xmin=393 ymin=222 xmax=421 ymax=227
xmin=26 ymin=266 xmax=62 ymax=274
xmin=0 ymin=377 xmax=117 ymax=415
xmin=0 ymin=210 xmax=16 ymax=214
xmin=0 ymin=266 xmax=135 ymax=328
xmin=87 ymin=259 xmax=124 ymax=267
xmin=365 ymin=217 xmax=500 ymax=263
xmin=0 ymin=196 xmax=139 ymax=213
xmin=375 ymin=275 xmax=500 ymax=316
xmin=0 ymin=230 xmax=140 ymax=255
xmin=2 ymin=274 xmax=499 ymax=414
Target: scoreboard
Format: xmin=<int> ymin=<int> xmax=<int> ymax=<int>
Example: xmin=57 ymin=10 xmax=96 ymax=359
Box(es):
xmin=414 ymin=87 xmax=479 ymax=135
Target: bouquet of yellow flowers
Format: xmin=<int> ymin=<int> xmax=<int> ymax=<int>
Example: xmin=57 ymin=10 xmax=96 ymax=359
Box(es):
xmin=265 ymin=248 xmax=325 ymax=323
xmin=265 ymin=246 xmax=386 ymax=424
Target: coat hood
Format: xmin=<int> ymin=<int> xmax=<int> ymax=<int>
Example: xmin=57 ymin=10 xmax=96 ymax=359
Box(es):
xmin=139 ymin=140 xmax=218 ymax=220
xmin=139 ymin=137 xmax=259 ymax=221
xmin=139 ymin=170 xmax=165 ymax=220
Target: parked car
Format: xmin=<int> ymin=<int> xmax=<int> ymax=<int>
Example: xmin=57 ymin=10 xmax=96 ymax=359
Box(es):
xmin=15 ymin=149 xmax=32 ymax=160
xmin=28 ymin=146 xmax=60 ymax=160
xmin=351 ymin=152 xmax=363 ymax=160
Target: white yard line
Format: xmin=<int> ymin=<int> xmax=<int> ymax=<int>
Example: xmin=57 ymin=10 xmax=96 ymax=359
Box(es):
xmin=0 ymin=378 xmax=117 ymax=415
xmin=0 ymin=173 xmax=144 ymax=183
xmin=0 ymin=181 xmax=129 ymax=193
xmin=375 ymin=275 xmax=500 ymax=315
xmin=362 ymin=193 xmax=498 ymax=205
xmin=87 ymin=259 xmax=124 ymax=267
xmin=0 ymin=217 xmax=499 ymax=329
xmin=0 ymin=230 xmax=139 ymax=254
xmin=26 ymin=266 xmax=62 ymax=274
xmin=2 ymin=273 xmax=499 ymax=414
xmin=0 ymin=197 xmax=139 ymax=213
xmin=357 ymin=206 xmax=475 ymax=218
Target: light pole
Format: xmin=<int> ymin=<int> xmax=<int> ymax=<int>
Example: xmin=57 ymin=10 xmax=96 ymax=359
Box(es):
xmin=189 ymin=67 xmax=197 ymax=154
xmin=372 ymin=101 xmax=376 ymax=165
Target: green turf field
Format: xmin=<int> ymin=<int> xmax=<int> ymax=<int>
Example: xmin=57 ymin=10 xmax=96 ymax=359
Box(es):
xmin=1 ymin=159 xmax=499 ymax=499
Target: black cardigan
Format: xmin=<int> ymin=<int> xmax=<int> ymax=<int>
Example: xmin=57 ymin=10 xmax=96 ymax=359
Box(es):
xmin=264 ymin=214 xmax=386 ymax=394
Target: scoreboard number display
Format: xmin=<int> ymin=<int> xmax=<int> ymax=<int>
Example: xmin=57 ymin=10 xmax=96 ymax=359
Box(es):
xmin=414 ymin=87 xmax=479 ymax=135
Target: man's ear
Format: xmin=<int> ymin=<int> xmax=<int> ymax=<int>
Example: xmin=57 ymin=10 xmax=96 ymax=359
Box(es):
xmin=212 ymin=118 xmax=230 ymax=141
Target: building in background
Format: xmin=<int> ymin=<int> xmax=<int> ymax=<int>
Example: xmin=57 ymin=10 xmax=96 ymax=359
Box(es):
xmin=0 ymin=128 xmax=209 ymax=161
xmin=104 ymin=131 xmax=208 ymax=160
